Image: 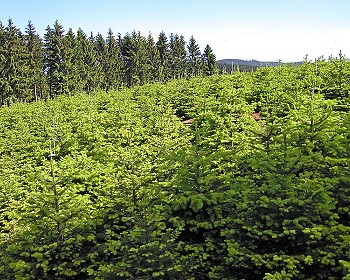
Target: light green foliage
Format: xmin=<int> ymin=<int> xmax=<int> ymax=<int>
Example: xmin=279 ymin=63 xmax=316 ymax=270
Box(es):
xmin=1 ymin=60 xmax=350 ymax=279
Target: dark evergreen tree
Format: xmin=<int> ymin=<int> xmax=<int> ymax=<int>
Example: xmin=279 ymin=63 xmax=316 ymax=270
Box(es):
xmin=146 ymin=32 xmax=160 ymax=82
xmin=131 ymin=30 xmax=150 ymax=85
xmin=25 ymin=21 xmax=45 ymax=101
xmin=0 ymin=21 xmax=6 ymax=105
xmin=169 ymin=33 xmax=187 ymax=79
xmin=86 ymin=32 xmax=99 ymax=91
xmin=0 ymin=19 xmax=31 ymax=105
xmin=202 ymin=44 xmax=218 ymax=76
xmin=74 ymin=29 xmax=98 ymax=92
xmin=94 ymin=32 xmax=107 ymax=90
xmin=74 ymin=28 xmax=89 ymax=92
xmin=121 ymin=33 xmax=135 ymax=87
xmin=187 ymin=35 xmax=202 ymax=77
xmin=105 ymin=28 xmax=123 ymax=90
xmin=156 ymin=31 xmax=169 ymax=82
xmin=121 ymin=31 xmax=149 ymax=87
xmin=63 ymin=28 xmax=78 ymax=95
xmin=44 ymin=21 xmax=66 ymax=98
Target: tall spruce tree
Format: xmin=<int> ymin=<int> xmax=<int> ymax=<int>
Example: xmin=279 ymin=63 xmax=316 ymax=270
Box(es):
xmin=121 ymin=31 xmax=149 ymax=87
xmin=25 ymin=21 xmax=45 ymax=101
xmin=63 ymin=28 xmax=78 ymax=95
xmin=74 ymin=28 xmax=89 ymax=92
xmin=86 ymin=32 xmax=99 ymax=91
xmin=94 ymin=32 xmax=107 ymax=90
xmin=131 ymin=30 xmax=150 ymax=85
xmin=0 ymin=21 xmax=6 ymax=105
xmin=169 ymin=33 xmax=187 ymax=79
xmin=146 ymin=32 xmax=161 ymax=82
xmin=187 ymin=35 xmax=202 ymax=77
xmin=105 ymin=28 xmax=123 ymax=90
xmin=44 ymin=21 xmax=66 ymax=98
xmin=0 ymin=19 xmax=31 ymax=105
xmin=75 ymin=29 xmax=98 ymax=92
xmin=156 ymin=31 xmax=169 ymax=82
xmin=202 ymin=44 xmax=217 ymax=76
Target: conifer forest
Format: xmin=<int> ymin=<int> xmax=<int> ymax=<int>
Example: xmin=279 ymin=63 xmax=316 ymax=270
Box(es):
xmin=1 ymin=19 xmax=350 ymax=279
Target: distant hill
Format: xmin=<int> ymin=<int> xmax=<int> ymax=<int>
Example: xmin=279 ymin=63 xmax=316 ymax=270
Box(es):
xmin=217 ymin=59 xmax=303 ymax=67
xmin=217 ymin=59 xmax=302 ymax=73
xmin=217 ymin=59 xmax=281 ymax=67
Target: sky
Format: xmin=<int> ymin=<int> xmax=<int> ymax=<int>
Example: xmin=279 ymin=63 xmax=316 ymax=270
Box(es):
xmin=1 ymin=0 xmax=350 ymax=62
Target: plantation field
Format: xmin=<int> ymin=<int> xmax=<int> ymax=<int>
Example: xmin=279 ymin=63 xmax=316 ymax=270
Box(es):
xmin=1 ymin=58 xmax=350 ymax=279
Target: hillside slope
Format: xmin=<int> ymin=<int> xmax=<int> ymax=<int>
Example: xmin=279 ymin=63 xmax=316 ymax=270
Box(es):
xmin=1 ymin=60 xmax=350 ymax=279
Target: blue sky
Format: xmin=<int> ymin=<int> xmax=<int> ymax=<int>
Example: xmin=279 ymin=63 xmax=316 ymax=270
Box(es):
xmin=1 ymin=0 xmax=350 ymax=61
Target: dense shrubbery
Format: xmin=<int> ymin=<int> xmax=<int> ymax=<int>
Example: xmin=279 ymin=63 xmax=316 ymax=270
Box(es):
xmin=1 ymin=58 xmax=350 ymax=279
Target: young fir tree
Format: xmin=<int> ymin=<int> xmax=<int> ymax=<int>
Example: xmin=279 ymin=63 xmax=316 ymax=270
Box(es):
xmin=320 ymin=52 xmax=350 ymax=110
xmin=25 ymin=21 xmax=45 ymax=101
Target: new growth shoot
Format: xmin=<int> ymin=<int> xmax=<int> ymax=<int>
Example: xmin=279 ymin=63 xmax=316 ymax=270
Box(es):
xmin=48 ymin=116 xmax=56 ymax=158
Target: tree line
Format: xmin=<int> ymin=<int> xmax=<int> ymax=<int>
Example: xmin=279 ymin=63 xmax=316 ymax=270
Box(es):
xmin=0 ymin=19 xmax=218 ymax=106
